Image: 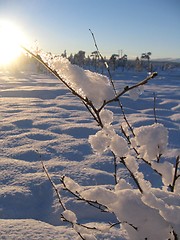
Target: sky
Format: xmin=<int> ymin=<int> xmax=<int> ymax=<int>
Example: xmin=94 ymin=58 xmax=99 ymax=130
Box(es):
xmin=0 ymin=0 xmax=180 ymax=59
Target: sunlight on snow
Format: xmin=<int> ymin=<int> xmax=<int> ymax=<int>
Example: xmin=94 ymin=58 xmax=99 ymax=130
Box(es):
xmin=0 ymin=19 xmax=28 ymax=65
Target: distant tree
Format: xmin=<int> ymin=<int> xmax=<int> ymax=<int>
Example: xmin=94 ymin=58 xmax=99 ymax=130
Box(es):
xmin=61 ymin=50 xmax=67 ymax=58
xmin=91 ymin=51 xmax=99 ymax=71
xmin=68 ymin=53 xmax=74 ymax=64
xmin=141 ymin=52 xmax=152 ymax=71
xmin=109 ymin=54 xmax=119 ymax=71
xmin=74 ymin=50 xmax=86 ymax=67
xmin=121 ymin=54 xmax=128 ymax=71
xmin=135 ymin=57 xmax=142 ymax=72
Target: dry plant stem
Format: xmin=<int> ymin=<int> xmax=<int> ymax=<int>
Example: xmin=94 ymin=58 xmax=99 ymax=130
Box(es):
xmin=40 ymin=160 xmax=66 ymax=211
xmin=61 ymin=176 xmax=108 ymax=212
xmin=109 ymin=221 xmax=138 ymax=231
xmin=153 ymin=92 xmax=158 ymax=123
xmin=89 ymin=29 xmax=113 ymax=84
xmin=41 ymin=161 xmax=100 ymax=239
xmin=170 ymin=155 xmax=180 ymax=192
xmin=89 ymin=30 xmax=158 ymax=111
xmin=61 ymin=215 xmax=99 ymax=232
xmin=98 ymin=71 xmax=158 ymax=111
xmin=89 ymin=29 xmax=135 ymax=135
xmin=112 ymin=152 xmax=118 ymax=184
xmin=88 ymin=31 xmax=154 ymax=189
xmin=118 ymin=100 xmax=135 ymax=136
xmin=120 ymin=157 xmax=143 ymax=193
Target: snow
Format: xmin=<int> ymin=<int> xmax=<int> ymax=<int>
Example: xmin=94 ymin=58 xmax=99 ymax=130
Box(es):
xmin=109 ymin=134 xmax=129 ymax=157
xmin=134 ymin=123 xmax=168 ymax=161
xmin=41 ymin=53 xmax=115 ymax=108
xmin=0 ymin=63 xmax=180 ymax=239
xmin=62 ymin=210 xmax=77 ymax=223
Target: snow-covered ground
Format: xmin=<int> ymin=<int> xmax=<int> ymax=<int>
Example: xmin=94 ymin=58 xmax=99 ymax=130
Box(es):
xmin=0 ymin=67 xmax=179 ymax=239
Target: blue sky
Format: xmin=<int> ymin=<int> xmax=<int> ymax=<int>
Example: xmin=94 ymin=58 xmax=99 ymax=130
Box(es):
xmin=0 ymin=0 xmax=180 ymax=59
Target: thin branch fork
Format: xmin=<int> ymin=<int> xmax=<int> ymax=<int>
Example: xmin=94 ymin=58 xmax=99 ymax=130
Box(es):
xmin=61 ymin=176 xmax=108 ymax=212
xmin=98 ymin=72 xmax=158 ymax=112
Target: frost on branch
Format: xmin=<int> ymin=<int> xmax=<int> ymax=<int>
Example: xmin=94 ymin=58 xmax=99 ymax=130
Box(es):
xmin=89 ymin=109 xmax=129 ymax=157
xmin=89 ymin=127 xmax=128 ymax=158
xmin=88 ymin=130 xmax=110 ymax=154
xmin=110 ymin=134 xmax=129 ymax=157
xmin=40 ymin=53 xmax=115 ymax=108
xmin=62 ymin=210 xmax=77 ymax=223
xmin=142 ymin=190 xmax=180 ymax=238
xmin=62 ymin=176 xmax=83 ymax=193
xmin=152 ymin=161 xmax=174 ymax=188
xmin=129 ymin=85 xmax=144 ymax=100
xmin=134 ymin=123 xmax=168 ymax=161
xmin=26 ymin=47 xmax=180 ymax=239
xmin=110 ymin=189 xmax=173 ymax=240
xmin=99 ymin=109 xmax=114 ymax=126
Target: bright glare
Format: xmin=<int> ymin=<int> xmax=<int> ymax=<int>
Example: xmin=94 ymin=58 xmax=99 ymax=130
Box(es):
xmin=0 ymin=20 xmax=27 ymax=65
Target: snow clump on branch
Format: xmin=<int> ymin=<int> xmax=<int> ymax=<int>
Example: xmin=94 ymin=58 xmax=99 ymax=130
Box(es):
xmin=40 ymin=53 xmax=115 ymax=108
xmin=133 ymin=123 xmax=168 ymax=161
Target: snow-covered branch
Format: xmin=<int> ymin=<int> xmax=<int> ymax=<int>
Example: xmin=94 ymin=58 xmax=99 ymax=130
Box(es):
xmin=21 ymin=46 xmax=179 ymax=239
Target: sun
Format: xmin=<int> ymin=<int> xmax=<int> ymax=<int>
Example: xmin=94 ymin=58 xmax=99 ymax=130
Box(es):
xmin=0 ymin=20 xmax=27 ymax=66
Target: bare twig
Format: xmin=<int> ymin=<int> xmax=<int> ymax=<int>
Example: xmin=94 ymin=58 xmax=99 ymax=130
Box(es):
xmin=89 ymin=29 xmax=113 ymax=83
xmin=40 ymin=159 xmax=66 ymax=211
xmin=169 ymin=156 xmax=180 ymax=192
xmin=120 ymin=157 xmax=143 ymax=193
xmin=109 ymin=221 xmax=138 ymax=231
xmin=89 ymin=29 xmax=135 ymax=135
xmin=98 ymin=72 xmax=158 ymax=111
xmin=112 ymin=152 xmax=118 ymax=185
xmin=153 ymin=92 xmax=158 ymax=123
xmin=61 ymin=176 xmax=108 ymax=212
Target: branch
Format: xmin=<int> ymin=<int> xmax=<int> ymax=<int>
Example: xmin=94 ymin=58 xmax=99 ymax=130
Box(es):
xmin=61 ymin=176 xmax=109 ymax=212
xmin=89 ymin=29 xmax=113 ymax=83
xmin=169 ymin=156 xmax=180 ymax=192
xmin=40 ymin=159 xmax=66 ymax=211
xmin=21 ymin=45 xmax=105 ymax=128
xmin=89 ymin=29 xmax=135 ymax=136
xmin=98 ymin=72 xmax=158 ymax=111
xmin=120 ymin=157 xmax=143 ymax=193
xmin=109 ymin=221 xmax=138 ymax=231
xmin=112 ymin=152 xmax=118 ymax=184
xmin=21 ymin=46 xmax=89 ymax=102
xmin=153 ymin=92 xmax=158 ymax=123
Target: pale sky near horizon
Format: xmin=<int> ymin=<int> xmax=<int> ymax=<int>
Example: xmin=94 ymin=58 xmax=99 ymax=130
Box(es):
xmin=0 ymin=0 xmax=180 ymax=59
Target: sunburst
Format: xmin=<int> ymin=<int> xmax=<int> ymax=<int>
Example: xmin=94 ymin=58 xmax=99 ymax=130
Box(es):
xmin=0 ymin=20 xmax=27 ymax=65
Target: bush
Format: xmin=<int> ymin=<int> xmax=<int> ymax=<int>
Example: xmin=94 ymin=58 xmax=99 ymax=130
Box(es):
xmin=23 ymin=45 xmax=180 ymax=240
